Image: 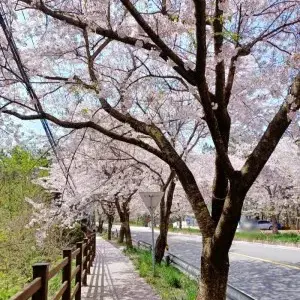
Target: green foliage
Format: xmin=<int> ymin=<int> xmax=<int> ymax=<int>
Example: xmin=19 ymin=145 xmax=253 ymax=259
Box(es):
xmin=124 ymin=248 xmax=198 ymax=300
xmin=60 ymin=223 xmax=85 ymax=246
xmin=215 ymin=30 xmax=240 ymax=42
xmin=129 ymin=219 xmax=145 ymax=227
xmin=169 ymin=14 xmax=179 ymax=22
xmin=0 ymin=146 xmax=48 ymax=219
xmin=0 ymin=147 xmax=53 ymax=299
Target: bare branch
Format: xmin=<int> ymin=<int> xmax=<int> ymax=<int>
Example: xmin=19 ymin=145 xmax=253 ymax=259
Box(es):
xmin=19 ymin=0 xmax=157 ymax=50
xmin=2 ymin=109 xmax=167 ymax=162
xmin=119 ymin=0 xmax=196 ymax=84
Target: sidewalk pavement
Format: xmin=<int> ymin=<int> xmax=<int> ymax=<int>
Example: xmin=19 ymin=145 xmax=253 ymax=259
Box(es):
xmin=81 ymin=237 xmax=161 ymax=300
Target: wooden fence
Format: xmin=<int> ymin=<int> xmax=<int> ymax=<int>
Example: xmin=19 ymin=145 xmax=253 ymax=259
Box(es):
xmin=10 ymin=233 xmax=97 ymax=300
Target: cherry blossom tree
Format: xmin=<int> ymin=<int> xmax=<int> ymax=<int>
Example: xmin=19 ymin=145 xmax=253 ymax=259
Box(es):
xmin=243 ymin=137 xmax=300 ymax=231
xmin=0 ymin=1 xmax=299 ymax=298
xmin=37 ymin=131 xmax=149 ymax=246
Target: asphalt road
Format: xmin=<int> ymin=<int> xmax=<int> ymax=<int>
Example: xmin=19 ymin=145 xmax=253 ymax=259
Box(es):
xmin=125 ymin=226 xmax=300 ymax=300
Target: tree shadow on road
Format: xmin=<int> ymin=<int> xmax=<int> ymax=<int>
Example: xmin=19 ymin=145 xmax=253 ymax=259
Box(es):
xmin=229 ymin=259 xmax=300 ymax=300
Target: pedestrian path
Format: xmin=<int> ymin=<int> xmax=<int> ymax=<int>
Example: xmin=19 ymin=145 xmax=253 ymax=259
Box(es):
xmin=82 ymin=237 xmax=161 ymax=300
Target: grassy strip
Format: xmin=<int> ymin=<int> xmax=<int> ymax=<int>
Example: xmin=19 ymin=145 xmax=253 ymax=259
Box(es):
xmin=127 ymin=223 xmax=300 ymax=245
xmin=168 ymin=227 xmax=200 ymax=234
xmin=235 ymin=231 xmax=300 ymax=244
xmin=124 ymin=247 xmax=198 ymax=300
xmin=128 ymin=224 xmax=300 ymax=245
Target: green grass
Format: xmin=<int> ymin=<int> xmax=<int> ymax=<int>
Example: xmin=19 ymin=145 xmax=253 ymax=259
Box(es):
xmin=168 ymin=227 xmax=200 ymax=234
xmin=124 ymin=247 xmax=198 ymax=300
xmin=129 ymin=221 xmax=145 ymax=227
xmin=48 ymin=260 xmax=77 ymax=297
xmin=49 ymin=271 xmax=62 ymax=297
xmin=235 ymin=231 xmax=300 ymax=244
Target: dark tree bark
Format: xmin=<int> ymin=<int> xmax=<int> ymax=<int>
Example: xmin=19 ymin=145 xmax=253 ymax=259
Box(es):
xmin=198 ymin=251 xmax=229 ymax=300
xmin=211 ymin=0 xmax=231 ymax=224
xmin=155 ymin=178 xmax=175 ymax=263
xmin=271 ymin=215 xmax=279 ymax=234
xmin=98 ymin=220 xmax=104 ymax=234
xmin=107 ymin=215 xmax=114 ymax=240
xmin=179 ymin=217 xmax=182 ymax=229
xmin=211 ymin=111 xmax=230 ymax=224
xmin=197 ymin=173 xmax=246 ymax=300
xmin=155 ymin=228 xmax=168 ymax=263
xmin=101 ymin=201 xmax=116 ymax=241
xmin=118 ymin=223 xmax=126 ymax=243
xmin=124 ymin=212 xmax=132 ymax=248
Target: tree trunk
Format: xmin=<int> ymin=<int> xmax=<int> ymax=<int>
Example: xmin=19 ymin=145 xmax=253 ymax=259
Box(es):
xmin=212 ymin=155 xmax=229 ymax=222
xmin=115 ymin=196 xmax=133 ymax=248
xmin=286 ymin=212 xmax=289 ymax=229
xmin=155 ymin=196 xmax=168 ymax=262
xmin=197 ymin=173 xmax=245 ymax=300
xmin=173 ymin=155 xmax=245 ymax=300
xmin=155 ymin=227 xmax=168 ymax=263
xmin=212 ymin=110 xmax=231 ymax=224
xmin=271 ymin=215 xmax=279 ymax=234
xmin=156 ymin=188 xmax=167 ymax=263
xmin=123 ymin=204 xmax=133 ymax=248
xmin=124 ymin=220 xmax=133 ymax=248
xmin=155 ymin=179 xmax=175 ymax=263
xmin=198 ymin=254 xmax=229 ymax=300
xmin=118 ymin=223 xmax=126 ymax=243
xmin=98 ymin=220 xmax=104 ymax=234
xmin=107 ymin=217 xmax=113 ymax=240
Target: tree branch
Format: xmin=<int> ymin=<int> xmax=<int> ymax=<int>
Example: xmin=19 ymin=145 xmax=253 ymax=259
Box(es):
xmin=2 ymin=109 xmax=168 ymax=162
xmin=119 ymin=0 xmax=196 ymax=85
xmin=19 ymin=0 xmax=157 ymax=50
xmin=213 ymin=0 xmax=225 ymax=107
xmin=193 ymin=0 xmax=207 ymax=80
xmin=241 ymin=73 xmax=300 ymax=191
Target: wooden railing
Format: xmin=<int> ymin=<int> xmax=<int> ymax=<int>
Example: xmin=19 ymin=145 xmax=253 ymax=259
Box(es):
xmin=10 ymin=233 xmax=97 ymax=300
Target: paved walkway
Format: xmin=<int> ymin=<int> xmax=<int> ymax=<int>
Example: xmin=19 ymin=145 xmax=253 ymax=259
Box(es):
xmin=82 ymin=237 xmax=161 ymax=300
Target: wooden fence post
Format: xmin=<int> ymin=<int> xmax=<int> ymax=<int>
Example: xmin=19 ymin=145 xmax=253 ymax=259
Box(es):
xmin=75 ymin=242 xmax=83 ymax=300
xmin=89 ymin=236 xmax=92 ymax=273
xmin=93 ymin=233 xmax=96 ymax=262
xmin=32 ymin=263 xmax=49 ymax=300
xmin=86 ymin=238 xmax=91 ymax=275
xmin=90 ymin=234 xmax=94 ymax=265
xmin=83 ymin=238 xmax=88 ymax=286
xmin=62 ymin=249 xmax=72 ymax=300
